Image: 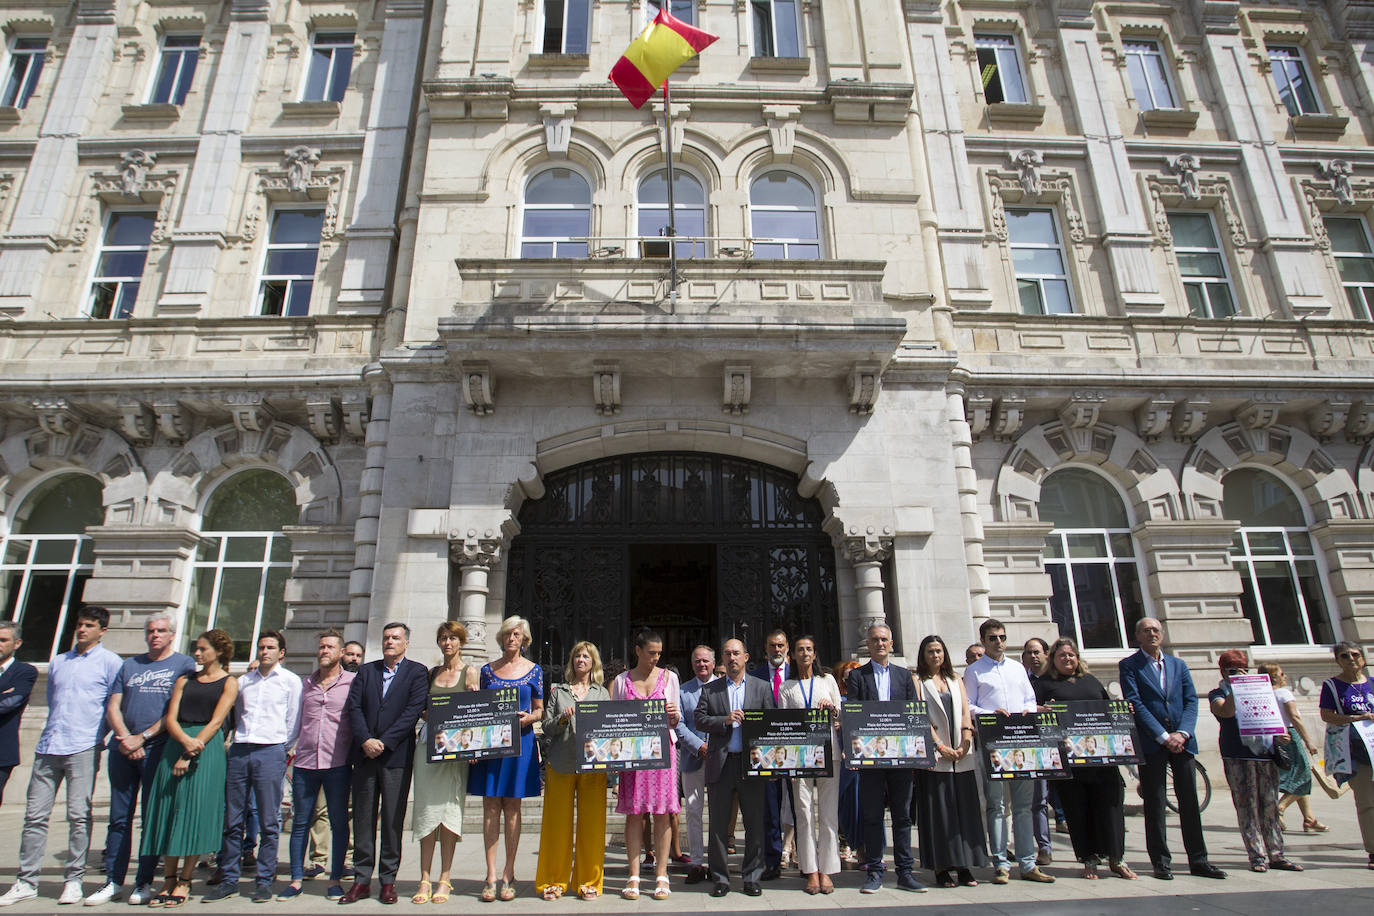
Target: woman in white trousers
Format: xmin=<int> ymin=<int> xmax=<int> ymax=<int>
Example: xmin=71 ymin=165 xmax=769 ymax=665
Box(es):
xmin=779 ymin=636 xmax=842 ymax=895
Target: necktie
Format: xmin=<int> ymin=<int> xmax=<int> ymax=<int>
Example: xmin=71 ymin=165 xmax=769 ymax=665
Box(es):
xmin=772 ymin=666 xmax=782 ymax=703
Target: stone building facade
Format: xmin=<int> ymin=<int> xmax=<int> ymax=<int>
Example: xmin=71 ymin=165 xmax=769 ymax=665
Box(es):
xmin=1 ymin=1 xmax=1372 ymax=708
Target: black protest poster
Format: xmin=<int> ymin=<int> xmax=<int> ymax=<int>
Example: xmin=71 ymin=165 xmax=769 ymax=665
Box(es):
xmin=574 ymin=699 xmax=673 ymax=772
xmin=427 ymin=687 xmax=520 ymax=763
xmin=976 ymin=711 xmax=1069 ymax=779
xmin=840 ymin=700 xmax=934 ymax=770
xmin=741 ymin=708 xmax=834 ymax=777
xmin=1047 ymin=699 xmax=1141 ymax=767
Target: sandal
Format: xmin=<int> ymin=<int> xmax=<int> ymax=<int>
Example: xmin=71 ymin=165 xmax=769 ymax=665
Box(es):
xmin=621 ymin=877 xmax=640 ymax=900
xmin=1250 ymin=863 xmax=1268 ymax=873
xmin=651 ymin=877 xmax=671 ymax=900
xmin=1304 ymin=818 xmax=1330 ymax=833
xmin=432 ymin=881 xmax=451 ymax=904
xmin=412 ymin=880 xmax=433 ymax=905
xmin=578 ymin=884 xmax=599 ymax=901
xmin=1109 ymin=861 xmax=1138 ymax=880
xmin=148 ymin=893 xmax=171 ymax=909
xmin=164 ymin=885 xmax=190 ymax=909
xmin=957 ymin=869 xmax=978 ymax=887
xmin=480 ymin=881 xmax=497 ymax=903
xmin=498 ymin=879 xmax=516 ymax=902
xmin=541 ymin=885 xmax=563 ymax=901
xmin=1082 ymin=861 xmax=1100 ymax=880
xmin=936 ymin=870 xmax=957 ymax=889
xmin=1269 ymin=859 xmax=1303 ymax=872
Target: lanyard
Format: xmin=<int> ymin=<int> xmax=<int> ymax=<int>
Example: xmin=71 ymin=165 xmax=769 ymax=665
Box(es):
xmin=800 ymin=675 xmax=815 ymax=709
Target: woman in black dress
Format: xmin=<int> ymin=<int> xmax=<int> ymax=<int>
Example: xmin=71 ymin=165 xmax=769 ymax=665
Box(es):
xmin=1033 ymin=638 xmax=1137 ymax=880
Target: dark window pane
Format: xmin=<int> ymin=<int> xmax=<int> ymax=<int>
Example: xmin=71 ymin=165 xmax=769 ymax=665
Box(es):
xmin=205 ymin=470 xmax=298 ymax=531
xmin=977 ymin=46 xmax=1004 ymax=104
xmin=1071 ymin=563 xmax=1124 ymax=649
xmin=544 ymin=0 xmax=566 ymax=52
xmin=304 ymin=47 xmax=332 ymax=100
xmin=89 ymin=283 xmax=117 ymax=319
xmin=552 ymin=241 xmax=589 ymax=258
xmin=1017 ymin=279 xmax=1044 ymax=315
xmin=1115 ymin=561 xmax=1145 ymax=646
xmin=265 ymin=248 xmax=319 ymax=277
xmin=270 ymin=210 xmax=324 ymax=244
xmin=284 ymin=280 xmax=313 ymax=316
xmin=260 ymin=281 xmax=286 ymax=315
xmin=328 ymin=47 xmax=353 ymax=101
xmin=1253 ymin=560 xmax=1307 ymax=644
xmin=753 ymin=242 xmax=785 ymax=258
xmin=1222 ymin=468 xmax=1305 ymax=526
xmin=114 ymin=281 xmax=139 ymax=319
xmin=1047 ymin=563 xmax=1075 ymax=642
xmin=523 ymin=209 xmax=591 ymax=237
xmin=106 ymin=213 xmax=155 ymax=246
xmin=521 ymin=241 xmax=555 ymax=258
xmin=750 ymin=171 xmax=815 ymax=208
xmin=563 ymin=0 xmax=590 ymax=54
xmin=98 ymin=250 xmax=149 ymax=279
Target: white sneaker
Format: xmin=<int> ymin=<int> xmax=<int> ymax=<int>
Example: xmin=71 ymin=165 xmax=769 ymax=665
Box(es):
xmin=0 ymin=883 xmax=38 ymax=907
xmin=126 ymin=885 xmax=155 ymax=906
xmin=84 ymin=882 xmax=121 ymax=905
xmin=59 ymin=881 xmax=84 ymax=905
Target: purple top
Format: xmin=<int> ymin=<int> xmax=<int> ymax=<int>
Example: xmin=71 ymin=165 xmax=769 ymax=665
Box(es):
xmin=1320 ymin=676 xmax=1374 ymax=767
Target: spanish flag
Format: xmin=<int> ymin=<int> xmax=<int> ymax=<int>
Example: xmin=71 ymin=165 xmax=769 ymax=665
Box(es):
xmin=609 ymin=10 xmax=718 ymax=109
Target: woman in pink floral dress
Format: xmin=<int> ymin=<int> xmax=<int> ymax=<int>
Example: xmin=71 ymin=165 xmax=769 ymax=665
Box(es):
xmin=610 ymin=629 xmax=681 ymax=900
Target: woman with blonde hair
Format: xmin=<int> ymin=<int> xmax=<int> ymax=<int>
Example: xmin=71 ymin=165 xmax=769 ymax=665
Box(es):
xmin=1256 ymin=662 xmax=1327 ymax=833
xmin=411 ymin=621 xmax=481 ymax=904
xmin=535 ymin=641 xmax=611 ymax=900
xmin=468 ymin=616 xmax=544 ymax=901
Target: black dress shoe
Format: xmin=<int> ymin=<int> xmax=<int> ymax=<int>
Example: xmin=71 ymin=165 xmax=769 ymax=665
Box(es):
xmin=1189 ymin=863 xmax=1227 ymax=879
xmin=743 ymin=882 xmax=762 ymax=896
xmin=710 ymin=883 xmax=730 ymax=898
xmin=685 ymin=866 xmax=708 ymax=885
xmin=760 ymin=866 xmax=782 ymax=881
xmin=1152 ymin=867 xmax=1173 ymax=880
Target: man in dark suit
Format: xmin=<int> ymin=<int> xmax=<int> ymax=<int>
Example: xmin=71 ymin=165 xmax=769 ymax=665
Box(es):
xmin=0 ymin=621 xmax=38 ymax=805
xmin=1118 ymin=617 xmax=1226 ymax=881
xmin=846 ymin=623 xmax=926 ymax=894
xmin=748 ymin=629 xmax=791 ymax=880
xmin=696 ymin=638 xmax=774 ymax=898
xmin=339 ymin=622 xmax=428 ymax=905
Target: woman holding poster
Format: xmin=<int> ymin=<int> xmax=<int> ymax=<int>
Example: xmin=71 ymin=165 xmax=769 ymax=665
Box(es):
xmin=1319 ymin=640 xmax=1374 ymax=870
xmin=536 ymin=641 xmax=610 ymax=901
xmin=610 ymin=629 xmax=681 ymax=900
xmin=780 ymin=635 xmax=841 ymax=895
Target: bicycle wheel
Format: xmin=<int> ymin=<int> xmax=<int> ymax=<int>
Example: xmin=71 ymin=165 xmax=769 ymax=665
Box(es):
xmin=1164 ymin=759 xmax=1212 ymax=813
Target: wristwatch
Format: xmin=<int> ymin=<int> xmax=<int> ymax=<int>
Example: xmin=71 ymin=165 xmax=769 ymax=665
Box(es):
xmin=140 ymin=730 xmax=154 ymax=741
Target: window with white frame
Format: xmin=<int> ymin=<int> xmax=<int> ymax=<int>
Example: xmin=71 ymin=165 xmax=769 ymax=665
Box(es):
xmin=749 ymin=171 xmax=820 ymax=259
xmin=542 ymin=0 xmax=591 ymax=54
xmin=1 ymin=36 xmax=45 ymax=108
xmin=646 ymin=0 xmax=695 ymax=25
xmin=1007 ymin=208 xmax=1073 ymax=314
xmin=1041 ymin=469 xmax=1147 ymax=650
xmin=1123 ymin=39 xmax=1177 ymax=111
xmin=183 ymin=470 xmax=297 ymax=663
xmin=751 ymin=0 xmax=802 ymax=58
xmin=637 ymin=169 xmax=707 ymax=258
xmin=1323 ymin=216 xmax=1374 ymax=321
xmin=258 ymin=209 xmax=324 ymax=317
xmin=974 ymin=34 xmax=1028 ymax=104
xmin=1168 ymin=212 xmax=1236 ymax=318
xmin=1267 ymin=45 xmax=1320 ymax=116
xmin=521 ymin=168 xmax=591 ymax=258
xmin=302 ymin=32 xmax=353 ymax=102
xmin=1223 ymin=467 xmax=1334 ymax=646
xmin=88 ymin=212 xmax=155 ymax=320
xmin=0 ymin=474 xmax=102 ymax=662
xmin=148 ymin=34 xmax=199 ymax=105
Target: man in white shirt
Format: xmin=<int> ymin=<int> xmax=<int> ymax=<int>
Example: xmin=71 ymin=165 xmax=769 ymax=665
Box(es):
xmin=962 ymin=619 xmax=1053 ymax=885
xmin=204 ymin=631 xmax=302 ymax=903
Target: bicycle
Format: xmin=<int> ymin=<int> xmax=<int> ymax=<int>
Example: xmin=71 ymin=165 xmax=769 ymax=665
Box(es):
xmin=1125 ymin=758 xmax=1212 ymax=814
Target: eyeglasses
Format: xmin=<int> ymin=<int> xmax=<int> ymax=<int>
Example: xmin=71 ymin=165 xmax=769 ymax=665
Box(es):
xmin=985 ymin=634 xmax=1007 ymax=642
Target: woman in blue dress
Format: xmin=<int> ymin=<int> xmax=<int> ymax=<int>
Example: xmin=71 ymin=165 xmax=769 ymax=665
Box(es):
xmin=468 ymin=615 xmax=544 ymax=901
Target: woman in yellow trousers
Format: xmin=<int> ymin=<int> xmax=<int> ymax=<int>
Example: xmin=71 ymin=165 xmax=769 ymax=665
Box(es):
xmin=535 ymin=641 xmax=611 ymax=900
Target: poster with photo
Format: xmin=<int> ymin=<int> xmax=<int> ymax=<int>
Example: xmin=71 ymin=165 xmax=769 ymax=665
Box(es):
xmin=574 ymin=699 xmax=673 ymax=773
xmin=840 ymin=700 xmax=934 ymax=770
xmin=427 ymin=687 xmax=520 ymax=763
xmin=741 ymin=708 xmax=834 ymax=778
xmin=1046 ymin=699 xmax=1141 ymax=767
xmin=976 ymin=711 xmax=1070 ymax=779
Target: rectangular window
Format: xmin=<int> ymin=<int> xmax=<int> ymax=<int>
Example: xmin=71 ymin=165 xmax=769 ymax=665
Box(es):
xmin=975 ymin=34 xmax=1028 ymax=104
xmin=543 ymin=0 xmax=591 ymax=54
xmin=148 ymin=35 xmax=199 ymax=105
xmin=751 ymin=0 xmax=802 ymax=58
xmin=1325 ymin=216 xmax=1374 ymax=321
xmin=1123 ymin=40 xmax=1177 ymax=111
xmin=88 ymin=212 xmax=155 ymax=319
xmin=1007 ymin=208 xmax=1073 ymax=314
xmin=302 ymin=32 xmax=353 ymax=102
xmin=258 ymin=209 xmax=324 ymax=317
xmin=646 ymin=1 xmax=695 ymax=25
xmin=1268 ymin=45 xmax=1320 ymax=116
xmin=2 ymin=37 xmax=45 ymax=108
xmin=1168 ymin=212 xmax=1236 ymax=318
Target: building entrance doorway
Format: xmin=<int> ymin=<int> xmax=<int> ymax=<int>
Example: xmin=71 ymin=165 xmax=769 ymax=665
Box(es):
xmin=503 ymin=452 xmax=839 ymax=682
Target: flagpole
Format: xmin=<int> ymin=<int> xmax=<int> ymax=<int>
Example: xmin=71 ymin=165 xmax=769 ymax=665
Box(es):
xmin=663 ymin=79 xmax=677 ymax=312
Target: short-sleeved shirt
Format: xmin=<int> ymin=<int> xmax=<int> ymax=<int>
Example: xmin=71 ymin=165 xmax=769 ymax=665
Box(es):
xmin=1320 ymin=677 xmax=1374 ymax=767
xmin=1272 ymin=686 xmax=1296 ymax=729
xmin=111 ymin=652 xmax=197 ymax=747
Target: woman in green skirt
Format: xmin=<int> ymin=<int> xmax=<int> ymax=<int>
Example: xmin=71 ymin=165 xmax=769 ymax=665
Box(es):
xmin=139 ymin=629 xmax=238 ymax=906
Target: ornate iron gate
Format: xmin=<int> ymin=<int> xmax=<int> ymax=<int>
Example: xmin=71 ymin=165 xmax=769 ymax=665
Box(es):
xmin=504 ymin=452 xmax=839 ymax=679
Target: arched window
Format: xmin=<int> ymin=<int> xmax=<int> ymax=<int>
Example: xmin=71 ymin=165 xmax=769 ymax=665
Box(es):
xmin=1040 ymin=468 xmax=1146 ymax=650
xmin=749 ymin=170 xmax=821 ymax=259
xmin=637 ymin=168 xmax=707 ymax=258
xmin=1223 ymin=468 xmax=1334 ymax=646
xmin=185 ymin=470 xmax=297 ymax=662
xmin=520 ymin=168 xmax=591 ymax=258
xmin=0 ymin=474 xmax=102 ymax=661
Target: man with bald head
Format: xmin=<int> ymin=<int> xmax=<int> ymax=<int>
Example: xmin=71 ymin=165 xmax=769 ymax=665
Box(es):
xmin=695 ymin=638 xmax=774 ymax=897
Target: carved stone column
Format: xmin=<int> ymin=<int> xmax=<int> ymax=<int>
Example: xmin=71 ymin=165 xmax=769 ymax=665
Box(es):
xmin=838 ymin=531 xmax=894 ymax=654
xmin=1310 ymin=518 xmax=1374 ymax=644
xmin=449 ymin=531 xmax=503 ymax=663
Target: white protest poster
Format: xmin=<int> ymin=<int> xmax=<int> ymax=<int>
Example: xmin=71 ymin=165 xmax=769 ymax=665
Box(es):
xmin=1353 ymin=719 xmax=1374 ymax=775
xmin=1230 ymin=674 xmax=1287 ymax=737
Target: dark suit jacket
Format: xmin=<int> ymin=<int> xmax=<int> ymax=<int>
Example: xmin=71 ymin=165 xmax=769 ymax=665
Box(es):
xmin=344 ymin=657 xmax=429 ymax=769
xmin=846 ymin=659 xmax=919 ymax=704
xmin=695 ymin=675 xmax=774 ymax=784
xmin=749 ymin=661 xmax=791 ymax=702
xmin=0 ymin=660 xmax=38 ymax=768
xmin=1118 ymin=649 xmax=1199 ymax=757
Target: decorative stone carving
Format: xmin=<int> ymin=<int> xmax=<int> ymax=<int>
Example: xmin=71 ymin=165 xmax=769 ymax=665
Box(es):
xmin=152 ymin=397 xmax=191 ymax=444
xmin=1136 ymin=396 xmax=1175 ymax=442
xmin=1308 ymin=396 xmax=1352 ymax=441
xmin=763 ymin=105 xmax=801 ymax=158
xmin=305 ymin=393 xmax=341 ymax=442
xmin=723 ymin=365 xmax=751 ymax=416
xmin=1167 ymin=154 xmax=1202 ymax=201
xmin=539 ymin=103 xmax=576 ymax=157
xmin=244 ymin=162 xmax=345 ymax=242
xmin=986 ymin=169 xmax=1086 ymax=243
xmin=1172 ymin=397 xmax=1209 ymax=441
xmin=1058 ymin=392 xmax=1106 ymax=429
xmin=1346 ymin=399 xmax=1374 ymax=442
xmin=340 ymin=390 xmax=368 ymax=440
xmin=836 ymin=529 xmax=895 ymax=564
xmin=965 ymin=392 xmax=996 ymax=441
xmin=222 ymin=391 xmax=275 ymax=432
xmin=1236 ymin=398 xmax=1283 ymax=430
xmin=460 ymin=363 xmax=494 ymax=416
xmin=283 ymin=146 xmax=321 ymax=193
xmin=449 ymin=531 xmax=503 ymax=568
xmin=1145 ymin=170 xmax=1249 ymax=249
xmin=117 ymin=398 xmax=156 ymax=443
xmin=32 ymin=398 xmax=82 ymax=436
xmin=993 ymin=394 xmax=1027 ymax=440
xmin=1010 ymin=149 xmax=1044 ymax=197
xmin=593 ymin=364 xmax=622 ymax=417
xmin=120 ymin=150 xmax=157 ymax=198
xmin=847 ymin=363 xmax=882 ymax=415
xmin=80 ymin=160 xmax=179 ymax=244
xmin=1319 ymin=159 xmax=1355 ymax=206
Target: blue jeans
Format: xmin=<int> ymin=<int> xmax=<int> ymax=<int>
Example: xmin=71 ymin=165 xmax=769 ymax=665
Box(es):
xmin=984 ymin=777 xmax=1036 ymax=874
xmin=289 ymin=766 xmax=350 ymax=881
xmin=221 ymin=743 xmax=287 ymax=887
xmin=103 ymin=741 xmax=165 ymax=887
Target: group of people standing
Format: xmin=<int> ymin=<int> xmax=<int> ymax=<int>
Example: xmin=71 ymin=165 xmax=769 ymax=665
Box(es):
xmin=0 ymin=605 xmax=1371 ymax=906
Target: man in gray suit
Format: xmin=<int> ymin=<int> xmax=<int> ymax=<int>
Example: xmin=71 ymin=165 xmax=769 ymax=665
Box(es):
xmin=676 ymin=645 xmax=715 ymax=884
xmin=695 ymin=638 xmax=775 ymax=898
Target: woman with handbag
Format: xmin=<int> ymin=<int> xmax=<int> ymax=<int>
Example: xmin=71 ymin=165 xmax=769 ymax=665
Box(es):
xmin=1208 ymin=649 xmax=1301 ymax=873
xmin=1319 ymin=640 xmax=1374 ymax=870
xmin=1255 ymin=663 xmax=1327 ymax=833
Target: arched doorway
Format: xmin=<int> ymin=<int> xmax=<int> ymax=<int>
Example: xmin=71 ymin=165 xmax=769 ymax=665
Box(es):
xmin=505 ymin=452 xmax=838 ymax=678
